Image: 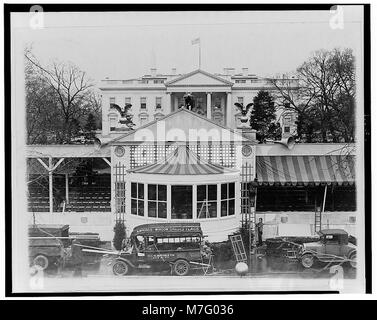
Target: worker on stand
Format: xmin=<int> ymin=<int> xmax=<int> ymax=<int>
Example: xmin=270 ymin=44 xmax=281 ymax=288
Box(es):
xmin=256 ymin=218 xmax=264 ymax=247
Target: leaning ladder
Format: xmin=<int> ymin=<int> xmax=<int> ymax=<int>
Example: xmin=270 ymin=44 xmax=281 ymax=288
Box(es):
xmin=314 ymin=207 xmax=322 ymax=233
xmin=198 ymin=200 xmax=210 ymax=219
xmin=229 ymin=234 xmax=247 ymax=263
xmin=314 ymin=185 xmax=328 ymax=233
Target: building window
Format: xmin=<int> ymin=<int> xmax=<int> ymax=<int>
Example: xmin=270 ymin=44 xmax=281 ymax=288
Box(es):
xmin=235 ymin=79 xmax=246 ymax=83
xmin=131 ymin=182 xmax=144 ymax=216
xmin=197 ymin=184 xmax=217 ymax=219
xmin=110 ymin=97 xmax=116 ymax=105
xmin=237 ymin=97 xmax=244 ymax=105
xmin=140 ymin=97 xmax=147 ymax=109
xmin=171 ymin=185 xmax=192 ymax=219
xmin=148 ymin=184 xmax=167 ymax=218
xmin=284 ymin=113 xmax=292 ymax=124
xmin=154 ymin=79 xmax=164 ymax=84
xmin=109 ymin=116 xmax=117 ymax=131
xmin=125 ymin=97 xmax=131 ymax=105
xmin=221 ymin=183 xmax=235 ymax=217
xmin=156 ymin=97 xmax=162 ymax=109
xmin=154 ymin=113 xmax=164 ymax=121
xmin=284 ymin=126 xmax=290 ymax=133
xmin=139 ymin=115 xmax=149 ymax=126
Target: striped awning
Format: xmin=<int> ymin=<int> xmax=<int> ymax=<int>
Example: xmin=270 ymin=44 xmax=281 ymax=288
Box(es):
xmin=256 ymin=155 xmax=355 ymax=186
xmin=129 ymin=146 xmax=237 ymax=175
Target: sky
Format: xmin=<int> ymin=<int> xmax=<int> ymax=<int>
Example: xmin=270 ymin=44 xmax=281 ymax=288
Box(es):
xmin=12 ymin=7 xmax=364 ymax=86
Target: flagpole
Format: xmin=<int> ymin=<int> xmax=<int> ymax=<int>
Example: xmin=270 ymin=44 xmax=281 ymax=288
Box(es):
xmin=199 ymin=42 xmax=201 ymax=69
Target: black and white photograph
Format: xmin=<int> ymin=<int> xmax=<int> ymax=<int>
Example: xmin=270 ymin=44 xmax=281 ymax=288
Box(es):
xmin=4 ymin=3 xmax=371 ymax=297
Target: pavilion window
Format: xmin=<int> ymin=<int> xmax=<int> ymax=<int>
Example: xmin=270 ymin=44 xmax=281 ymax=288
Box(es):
xmin=147 ymin=184 xmax=167 ymax=219
xmin=197 ymin=184 xmax=217 ymax=219
xmin=131 ymin=182 xmax=144 ymax=216
xmin=221 ymin=183 xmax=235 ymax=217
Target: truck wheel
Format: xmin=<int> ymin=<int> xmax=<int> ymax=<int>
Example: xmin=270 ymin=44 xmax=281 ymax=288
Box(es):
xmin=349 ymin=253 xmax=357 ymax=269
xmin=301 ymin=254 xmax=315 ymax=269
xmin=112 ymin=260 xmax=129 ymax=276
xmin=173 ymin=259 xmax=190 ymax=276
xmin=33 ymin=255 xmax=49 ymax=270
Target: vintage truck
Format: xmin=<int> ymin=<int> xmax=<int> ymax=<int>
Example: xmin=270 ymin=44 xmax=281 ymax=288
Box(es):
xmin=29 ymin=224 xmax=70 ymax=270
xmin=29 ymin=224 xmax=102 ymax=270
xmin=297 ymin=229 xmax=357 ymax=269
xmin=111 ymin=223 xmax=212 ymax=276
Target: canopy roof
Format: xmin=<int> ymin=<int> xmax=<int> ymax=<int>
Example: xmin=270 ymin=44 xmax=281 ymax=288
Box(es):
xmin=129 ymin=145 xmax=238 ymax=175
xmin=256 ymin=155 xmax=355 ymax=186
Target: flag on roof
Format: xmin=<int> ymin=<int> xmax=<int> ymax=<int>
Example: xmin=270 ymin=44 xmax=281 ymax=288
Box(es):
xmin=191 ymin=38 xmax=200 ymax=45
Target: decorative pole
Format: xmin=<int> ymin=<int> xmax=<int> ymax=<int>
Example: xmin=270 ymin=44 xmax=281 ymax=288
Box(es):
xmin=191 ymin=38 xmax=201 ymax=69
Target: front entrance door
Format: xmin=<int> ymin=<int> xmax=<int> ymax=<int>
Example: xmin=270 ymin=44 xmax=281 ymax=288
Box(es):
xmin=171 ymin=185 xmax=193 ymax=219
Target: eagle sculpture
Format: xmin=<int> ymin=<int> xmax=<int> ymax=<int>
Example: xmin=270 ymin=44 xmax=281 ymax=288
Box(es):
xmin=110 ymin=103 xmax=135 ymax=128
xmin=234 ymin=102 xmax=253 ymax=117
xmin=234 ymin=102 xmax=253 ymax=124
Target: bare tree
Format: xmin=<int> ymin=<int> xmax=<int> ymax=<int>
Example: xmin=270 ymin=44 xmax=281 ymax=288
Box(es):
xmin=25 ymin=49 xmax=95 ymax=144
xmin=268 ymin=48 xmax=355 ymax=143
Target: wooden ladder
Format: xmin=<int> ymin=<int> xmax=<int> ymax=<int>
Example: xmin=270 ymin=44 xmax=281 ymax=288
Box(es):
xmin=229 ymin=234 xmax=247 ymax=263
xmin=198 ymin=200 xmax=210 ymax=219
xmin=314 ymin=206 xmax=322 ymax=233
xmin=241 ymin=183 xmax=255 ymax=232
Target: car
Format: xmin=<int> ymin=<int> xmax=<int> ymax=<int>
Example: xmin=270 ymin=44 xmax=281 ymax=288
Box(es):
xmin=111 ymin=223 xmax=212 ymax=276
xmin=297 ymin=229 xmax=356 ymax=269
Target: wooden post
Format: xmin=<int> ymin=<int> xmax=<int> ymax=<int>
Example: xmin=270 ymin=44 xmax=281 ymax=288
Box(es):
xmin=49 ymin=157 xmax=53 ymax=213
xmin=322 ymin=184 xmax=328 ymax=214
xmin=65 ymin=173 xmax=69 ymax=204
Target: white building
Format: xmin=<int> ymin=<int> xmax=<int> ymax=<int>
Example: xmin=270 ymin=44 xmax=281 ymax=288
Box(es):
xmin=99 ymin=68 xmax=298 ymax=137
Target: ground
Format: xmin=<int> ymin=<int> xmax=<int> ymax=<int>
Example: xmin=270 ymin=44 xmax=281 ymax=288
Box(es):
xmin=30 ymin=254 xmax=358 ymax=293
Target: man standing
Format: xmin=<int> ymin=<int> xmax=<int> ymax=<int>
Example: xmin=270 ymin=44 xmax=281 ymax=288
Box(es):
xmin=256 ymin=218 xmax=264 ymax=246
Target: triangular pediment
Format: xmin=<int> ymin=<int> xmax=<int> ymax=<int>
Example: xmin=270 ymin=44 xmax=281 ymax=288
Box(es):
xmin=106 ymin=108 xmax=248 ymax=144
xmin=166 ymin=69 xmax=233 ymax=87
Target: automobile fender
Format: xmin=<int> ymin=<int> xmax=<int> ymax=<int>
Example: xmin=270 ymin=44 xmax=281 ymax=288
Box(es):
xmin=114 ymin=257 xmax=136 ymax=268
xmin=347 ymin=249 xmax=356 ymax=259
xmin=299 ymin=249 xmax=318 ymax=259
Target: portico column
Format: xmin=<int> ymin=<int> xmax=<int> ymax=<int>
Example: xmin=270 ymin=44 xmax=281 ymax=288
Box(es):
xmin=166 ymin=92 xmax=172 ymax=113
xmin=206 ymin=92 xmax=212 ymax=119
xmin=226 ymin=92 xmax=232 ymax=127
